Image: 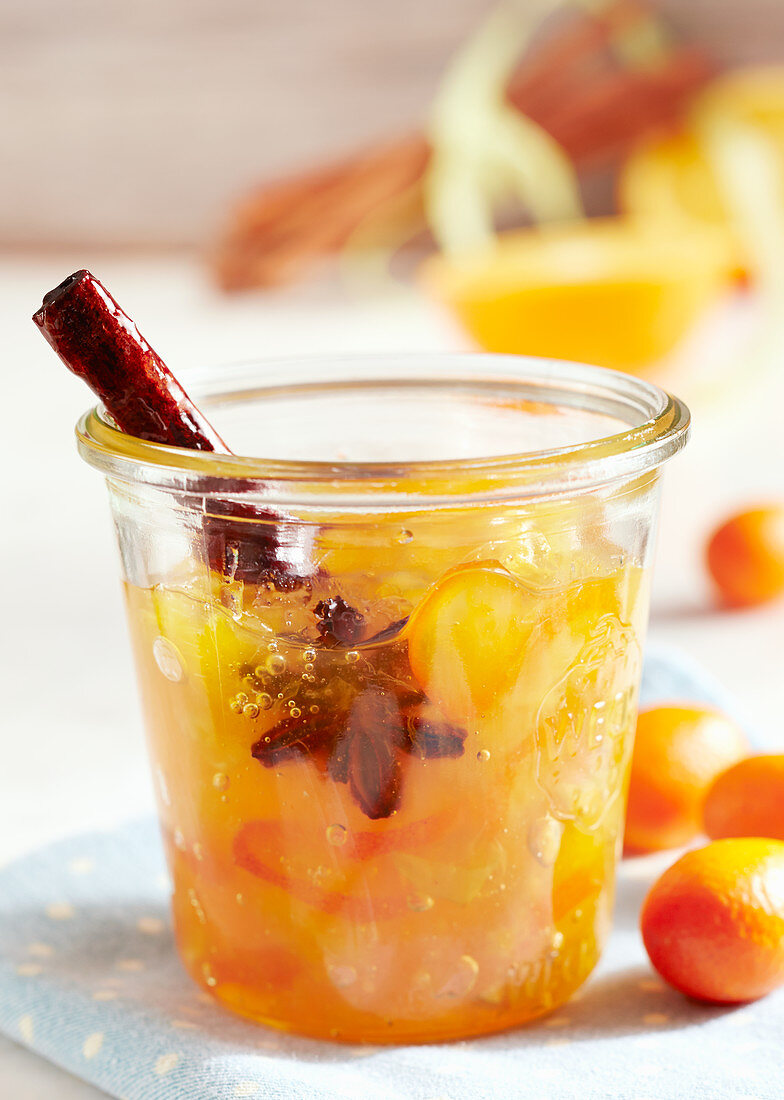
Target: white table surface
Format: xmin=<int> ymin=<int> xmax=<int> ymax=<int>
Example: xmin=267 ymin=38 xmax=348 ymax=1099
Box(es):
xmin=1 ymin=253 xmax=783 ymax=1097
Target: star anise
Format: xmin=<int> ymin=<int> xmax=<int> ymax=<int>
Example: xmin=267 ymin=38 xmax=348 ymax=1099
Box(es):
xmin=251 ymin=689 xmax=467 ymax=820
xmin=251 ymin=712 xmax=342 ymax=769
xmin=248 ymin=594 xmax=468 ymax=818
xmin=343 ymin=689 xmax=407 ymax=819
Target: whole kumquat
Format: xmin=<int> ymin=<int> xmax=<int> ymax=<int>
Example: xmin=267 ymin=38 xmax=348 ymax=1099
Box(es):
xmin=407 ymin=561 xmax=536 ymax=725
xmin=624 ymin=705 xmax=748 ymax=854
xmin=704 ymin=755 xmax=784 ymax=841
xmin=706 ymin=506 xmax=784 ymax=608
xmin=641 ymin=838 xmax=784 ymax=1003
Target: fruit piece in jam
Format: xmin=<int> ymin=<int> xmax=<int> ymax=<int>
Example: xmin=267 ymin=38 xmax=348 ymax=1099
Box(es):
xmin=124 ymin=512 xmax=647 ymax=1043
xmin=407 ymin=562 xmax=538 ymax=726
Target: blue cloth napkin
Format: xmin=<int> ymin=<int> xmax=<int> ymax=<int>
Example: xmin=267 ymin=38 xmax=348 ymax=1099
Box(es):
xmin=0 ymin=647 xmax=777 ymax=1100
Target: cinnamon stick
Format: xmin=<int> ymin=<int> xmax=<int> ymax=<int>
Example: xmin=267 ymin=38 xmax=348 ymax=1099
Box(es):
xmin=214 ymin=136 xmax=429 ymax=290
xmin=33 ymin=271 xmax=315 ymax=589
xmin=33 ymin=270 xmax=228 ymax=452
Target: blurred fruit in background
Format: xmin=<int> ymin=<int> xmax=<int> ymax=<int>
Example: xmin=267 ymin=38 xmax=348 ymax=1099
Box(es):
xmin=423 ymin=56 xmax=784 ymax=380
xmin=620 ymin=68 xmax=784 ymax=281
xmin=706 ymin=505 xmax=784 ymax=608
xmin=211 ymin=0 xmax=784 ymax=395
xmin=620 ymin=131 xmax=733 ymax=235
xmin=704 ymin=755 xmax=784 ymax=841
xmin=641 ymin=839 xmax=784 ymax=1003
xmin=621 ymin=68 xmax=784 ymax=230
xmin=420 ymin=218 xmax=734 ymax=372
xmin=214 ymin=0 xmax=711 ymax=299
xmin=624 ymin=704 xmax=748 ymax=854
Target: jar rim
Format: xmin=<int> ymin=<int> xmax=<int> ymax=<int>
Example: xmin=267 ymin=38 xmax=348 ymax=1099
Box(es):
xmin=76 ymin=353 xmax=690 ymax=509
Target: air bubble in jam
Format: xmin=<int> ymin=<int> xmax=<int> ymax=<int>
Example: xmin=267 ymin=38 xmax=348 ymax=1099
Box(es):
xmin=477 ymin=749 xmax=491 ymax=763
xmin=326 ymin=824 xmax=347 ymax=847
xmin=407 ymin=892 xmax=434 ymax=913
xmin=345 ymin=651 xmax=360 ymax=665
xmin=256 ymin=693 xmax=273 ymax=710
xmin=230 ymin=691 xmax=249 ymax=715
xmin=212 ymin=772 xmax=230 ymax=791
xmin=152 ymin=637 xmax=184 ymax=683
xmin=266 ymin=654 xmax=286 ymax=675
xmin=395 ymin=528 xmax=413 ymax=545
xmin=243 ymin=703 xmax=260 ymax=718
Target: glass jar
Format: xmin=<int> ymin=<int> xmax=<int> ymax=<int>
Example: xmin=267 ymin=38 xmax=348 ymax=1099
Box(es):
xmin=77 ymin=354 xmax=688 ymax=1043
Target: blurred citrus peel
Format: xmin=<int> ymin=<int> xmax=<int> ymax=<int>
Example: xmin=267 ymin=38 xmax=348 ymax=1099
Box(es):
xmin=343 ymin=0 xmax=589 ymax=289
xmin=620 ymin=69 xmax=784 ymax=230
xmin=691 ymin=77 xmax=784 ymax=386
xmin=422 ymin=0 xmax=685 ymax=256
xmin=617 ymin=69 xmax=784 ymax=395
xmin=619 ymin=131 xmax=730 ymax=234
xmin=620 ymin=68 xmax=784 ymax=276
xmin=342 ymin=0 xmax=589 ymax=290
xmin=423 ymin=0 xmax=584 ymax=256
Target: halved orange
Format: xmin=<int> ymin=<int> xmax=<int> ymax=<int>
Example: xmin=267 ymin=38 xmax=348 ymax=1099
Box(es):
xmin=421 ymin=218 xmax=734 ymax=374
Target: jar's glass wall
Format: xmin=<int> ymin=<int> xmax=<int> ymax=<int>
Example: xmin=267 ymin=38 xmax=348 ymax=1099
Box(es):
xmin=80 ymin=356 xmax=687 ymax=1042
xmin=109 ymin=465 xmax=660 ymax=1042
